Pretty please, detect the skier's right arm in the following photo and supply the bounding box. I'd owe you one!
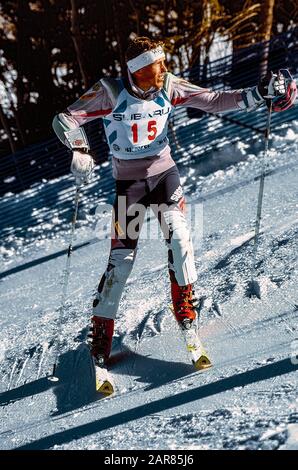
[52,80,113,185]
[52,80,113,151]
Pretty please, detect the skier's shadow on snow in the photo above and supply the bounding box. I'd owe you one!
[51,341,194,416]
[0,346,98,412]
[51,344,105,416]
[0,377,53,407]
[110,347,195,392]
[0,339,189,415]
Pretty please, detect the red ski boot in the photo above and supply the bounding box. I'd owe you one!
[171,281,198,330]
[88,316,114,366]
[88,316,115,394]
[170,278,212,370]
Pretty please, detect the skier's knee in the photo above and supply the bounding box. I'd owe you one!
[108,248,136,280]
[163,209,197,285]
[164,209,191,250]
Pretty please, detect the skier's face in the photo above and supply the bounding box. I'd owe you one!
[134,58,167,90]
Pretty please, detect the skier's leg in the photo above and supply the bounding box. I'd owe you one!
[162,205,199,328]
[149,167,211,370]
[150,166,198,329]
[92,247,137,320]
[162,205,197,286]
[90,247,137,364]
[90,179,148,364]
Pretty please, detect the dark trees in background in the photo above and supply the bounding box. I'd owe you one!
[259,0,275,76]
[70,0,91,89]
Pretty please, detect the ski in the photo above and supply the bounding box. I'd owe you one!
[169,305,212,370]
[93,358,114,395]
[181,326,212,370]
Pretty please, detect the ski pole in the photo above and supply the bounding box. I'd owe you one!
[48,186,81,381]
[247,100,273,298]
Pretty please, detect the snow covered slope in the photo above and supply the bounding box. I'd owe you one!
[0,119,297,450]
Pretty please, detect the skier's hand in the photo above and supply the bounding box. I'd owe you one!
[70,149,95,186]
[258,71,287,99]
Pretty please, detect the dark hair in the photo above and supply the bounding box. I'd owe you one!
[125,36,164,62]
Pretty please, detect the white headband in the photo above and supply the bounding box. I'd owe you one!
[127,46,165,73]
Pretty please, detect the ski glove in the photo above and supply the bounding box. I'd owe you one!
[258,69,297,112]
[241,69,297,112]
[258,71,287,99]
[71,149,95,186]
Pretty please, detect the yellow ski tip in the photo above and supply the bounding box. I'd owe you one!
[194,355,212,370]
[96,380,114,395]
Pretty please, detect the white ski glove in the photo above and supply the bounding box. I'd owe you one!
[70,150,95,186]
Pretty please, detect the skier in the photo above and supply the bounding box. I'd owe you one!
[52,37,296,390]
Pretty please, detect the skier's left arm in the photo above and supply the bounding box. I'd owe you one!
[168,73,287,113]
[170,70,297,113]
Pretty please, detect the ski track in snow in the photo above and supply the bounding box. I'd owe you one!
[0,119,298,450]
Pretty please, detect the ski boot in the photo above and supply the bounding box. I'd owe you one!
[171,281,212,370]
[88,315,114,394]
